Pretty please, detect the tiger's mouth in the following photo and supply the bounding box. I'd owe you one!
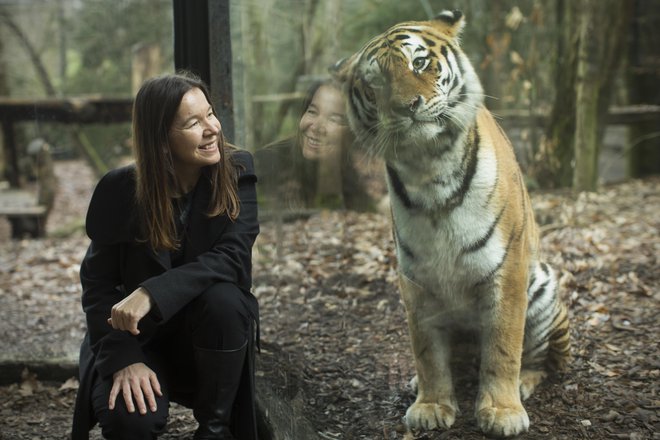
[383,110,448,134]
[371,116,447,146]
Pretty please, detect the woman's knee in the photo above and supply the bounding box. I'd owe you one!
[95,396,168,439]
[100,411,167,439]
[187,283,251,348]
[191,283,249,325]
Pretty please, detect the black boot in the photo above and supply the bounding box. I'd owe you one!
[193,341,247,439]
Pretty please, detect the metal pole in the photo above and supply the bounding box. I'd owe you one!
[173,0,235,143]
[208,0,235,143]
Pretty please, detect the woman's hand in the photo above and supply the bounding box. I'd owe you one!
[109,362,162,414]
[107,287,153,335]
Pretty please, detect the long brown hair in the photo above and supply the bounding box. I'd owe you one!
[132,71,239,250]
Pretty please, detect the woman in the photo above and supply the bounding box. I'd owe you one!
[71,72,259,440]
[298,79,350,162]
[256,79,373,211]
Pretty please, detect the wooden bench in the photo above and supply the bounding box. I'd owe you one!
[0,187,48,238]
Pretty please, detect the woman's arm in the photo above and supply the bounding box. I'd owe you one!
[81,166,147,379]
[141,151,259,322]
[83,249,162,415]
[81,241,148,378]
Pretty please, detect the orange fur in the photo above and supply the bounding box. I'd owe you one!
[333,11,570,438]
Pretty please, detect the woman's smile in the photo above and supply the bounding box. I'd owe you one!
[299,84,349,160]
[304,135,323,149]
[198,140,219,152]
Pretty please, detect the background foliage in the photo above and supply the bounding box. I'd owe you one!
[1,0,658,186]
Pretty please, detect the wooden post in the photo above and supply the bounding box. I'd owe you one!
[573,0,632,191]
[1,120,20,187]
[573,0,600,191]
[132,43,162,95]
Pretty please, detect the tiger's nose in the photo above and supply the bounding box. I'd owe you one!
[409,95,423,112]
[392,95,423,116]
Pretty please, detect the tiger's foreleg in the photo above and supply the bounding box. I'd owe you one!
[475,271,530,437]
[399,273,458,431]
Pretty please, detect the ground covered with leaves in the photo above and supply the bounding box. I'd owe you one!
[0,160,658,439]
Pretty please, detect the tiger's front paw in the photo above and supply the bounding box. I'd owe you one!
[405,401,457,431]
[476,404,529,438]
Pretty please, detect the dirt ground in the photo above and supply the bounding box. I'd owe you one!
[0,160,658,439]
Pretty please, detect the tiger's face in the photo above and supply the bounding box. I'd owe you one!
[333,11,483,154]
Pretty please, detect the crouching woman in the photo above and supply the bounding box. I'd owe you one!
[71,71,259,440]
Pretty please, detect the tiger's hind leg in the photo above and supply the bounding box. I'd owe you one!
[519,369,547,400]
[521,262,571,399]
[399,273,459,431]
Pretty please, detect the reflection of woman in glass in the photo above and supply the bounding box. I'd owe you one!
[71,72,259,440]
[299,80,348,161]
[256,79,373,212]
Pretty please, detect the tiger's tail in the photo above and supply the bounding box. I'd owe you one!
[523,262,571,372]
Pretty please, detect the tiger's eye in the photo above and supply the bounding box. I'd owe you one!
[412,57,427,70]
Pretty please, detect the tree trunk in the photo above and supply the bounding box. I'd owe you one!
[534,0,579,188]
[626,0,660,178]
[573,0,632,191]
[536,0,631,190]
[1,7,111,177]
[480,0,508,112]
[0,10,56,96]
[573,0,601,191]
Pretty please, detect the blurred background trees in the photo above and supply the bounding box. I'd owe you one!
[0,0,172,177]
[1,0,659,193]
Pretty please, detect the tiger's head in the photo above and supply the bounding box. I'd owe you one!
[332,10,483,157]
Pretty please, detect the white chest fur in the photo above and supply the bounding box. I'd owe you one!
[389,139,504,302]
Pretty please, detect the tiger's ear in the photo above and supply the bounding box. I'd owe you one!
[329,52,360,84]
[432,9,465,38]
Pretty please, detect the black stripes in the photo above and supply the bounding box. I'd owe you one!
[529,280,550,305]
[442,129,480,212]
[461,205,505,254]
[540,262,550,276]
[526,307,562,351]
[387,166,415,209]
[484,173,499,207]
[366,42,387,60]
[393,224,416,261]
[350,83,378,133]
[528,272,536,289]
[549,321,569,341]
[441,45,449,58]
[397,237,416,261]
[523,260,570,371]
[474,227,515,287]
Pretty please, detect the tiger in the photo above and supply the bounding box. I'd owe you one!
[331,10,570,438]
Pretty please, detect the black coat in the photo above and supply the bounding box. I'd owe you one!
[71,150,259,440]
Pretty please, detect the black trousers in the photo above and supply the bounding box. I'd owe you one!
[90,282,252,440]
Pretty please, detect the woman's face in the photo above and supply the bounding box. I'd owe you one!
[299,84,349,160]
[168,87,221,184]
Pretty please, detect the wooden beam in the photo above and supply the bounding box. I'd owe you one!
[0,96,132,123]
[494,105,660,128]
[251,92,305,104]
[0,96,657,128]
